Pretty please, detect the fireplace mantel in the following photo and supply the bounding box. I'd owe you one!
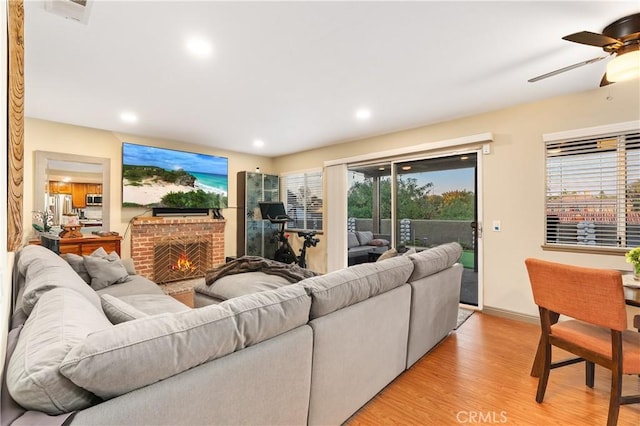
[131,216,225,281]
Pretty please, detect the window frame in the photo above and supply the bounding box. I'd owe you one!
[281,169,323,232]
[542,121,640,255]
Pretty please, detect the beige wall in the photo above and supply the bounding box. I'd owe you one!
[273,79,640,320]
[20,78,640,322]
[23,118,275,259]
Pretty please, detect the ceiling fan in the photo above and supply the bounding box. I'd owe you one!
[528,12,640,86]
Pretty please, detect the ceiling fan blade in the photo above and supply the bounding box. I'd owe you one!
[600,74,613,87]
[562,31,620,48]
[527,55,609,83]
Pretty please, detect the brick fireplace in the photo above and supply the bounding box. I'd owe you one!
[131,217,225,283]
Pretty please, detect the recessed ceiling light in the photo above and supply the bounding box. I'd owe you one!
[460,156,469,161]
[120,112,138,123]
[355,108,371,120]
[186,37,212,57]
[401,166,412,171]
[253,139,265,148]
[62,177,71,182]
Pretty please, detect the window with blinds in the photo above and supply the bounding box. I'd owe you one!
[283,170,323,231]
[545,130,640,249]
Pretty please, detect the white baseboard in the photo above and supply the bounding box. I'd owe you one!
[481,306,539,325]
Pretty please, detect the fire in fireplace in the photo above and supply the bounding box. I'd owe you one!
[170,251,197,273]
[153,235,213,284]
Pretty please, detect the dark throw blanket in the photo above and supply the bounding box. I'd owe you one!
[205,256,318,286]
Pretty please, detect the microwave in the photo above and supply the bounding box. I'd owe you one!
[86,194,102,206]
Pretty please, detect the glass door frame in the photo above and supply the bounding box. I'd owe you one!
[387,148,484,310]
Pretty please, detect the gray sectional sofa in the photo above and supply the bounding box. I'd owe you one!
[1,242,463,426]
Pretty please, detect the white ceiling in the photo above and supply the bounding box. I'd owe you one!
[24,1,640,157]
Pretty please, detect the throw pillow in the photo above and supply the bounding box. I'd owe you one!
[376,248,397,262]
[367,238,389,247]
[83,249,130,291]
[121,257,137,275]
[61,253,91,284]
[355,231,374,246]
[100,294,149,324]
[402,247,417,256]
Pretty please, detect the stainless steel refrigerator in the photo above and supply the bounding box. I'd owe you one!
[46,194,73,226]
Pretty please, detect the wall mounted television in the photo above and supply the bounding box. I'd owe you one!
[122,142,228,213]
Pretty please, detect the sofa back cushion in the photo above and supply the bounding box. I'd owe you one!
[59,284,311,399]
[407,242,463,282]
[17,245,102,316]
[347,232,360,249]
[300,255,413,319]
[6,288,112,415]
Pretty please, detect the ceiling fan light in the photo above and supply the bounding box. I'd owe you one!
[606,49,640,82]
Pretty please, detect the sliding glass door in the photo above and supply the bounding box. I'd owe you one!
[346,153,480,306]
[393,154,478,306]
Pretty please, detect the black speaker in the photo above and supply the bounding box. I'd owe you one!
[40,234,61,254]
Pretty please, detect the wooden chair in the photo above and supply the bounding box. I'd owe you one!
[525,258,640,426]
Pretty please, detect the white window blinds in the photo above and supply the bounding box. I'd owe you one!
[283,170,323,231]
[545,129,640,248]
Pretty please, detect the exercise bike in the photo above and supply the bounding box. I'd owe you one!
[259,201,320,268]
[272,222,319,269]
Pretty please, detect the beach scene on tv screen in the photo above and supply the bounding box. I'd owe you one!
[122,143,228,208]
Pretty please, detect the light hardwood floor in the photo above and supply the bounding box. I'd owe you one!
[348,312,640,425]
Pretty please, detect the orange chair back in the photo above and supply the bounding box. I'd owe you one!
[525,258,627,331]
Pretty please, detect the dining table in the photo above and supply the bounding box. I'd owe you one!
[622,274,640,307]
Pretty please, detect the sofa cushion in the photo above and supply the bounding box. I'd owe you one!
[17,245,102,316]
[117,294,191,315]
[6,288,111,415]
[83,249,130,291]
[100,294,149,324]
[355,231,374,246]
[60,284,311,399]
[407,242,463,282]
[347,232,360,249]
[1,325,26,426]
[299,255,414,319]
[96,274,165,298]
[195,271,291,301]
[61,253,91,284]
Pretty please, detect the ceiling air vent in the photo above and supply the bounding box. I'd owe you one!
[44,0,93,24]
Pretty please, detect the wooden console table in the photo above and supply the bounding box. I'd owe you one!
[29,235,122,256]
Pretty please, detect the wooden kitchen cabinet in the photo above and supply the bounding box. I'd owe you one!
[86,183,102,194]
[72,183,87,208]
[48,181,72,194]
